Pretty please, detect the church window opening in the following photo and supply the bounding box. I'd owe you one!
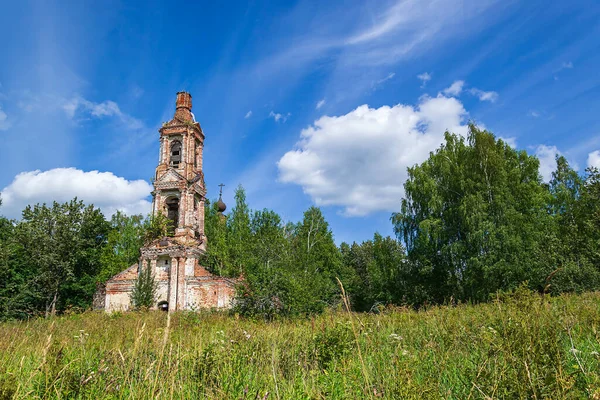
[170,140,182,168]
[165,197,179,235]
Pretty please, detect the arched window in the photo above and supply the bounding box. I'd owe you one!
[170,140,182,168]
[165,197,179,235]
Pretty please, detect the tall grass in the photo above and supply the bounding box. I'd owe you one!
[1,289,600,399]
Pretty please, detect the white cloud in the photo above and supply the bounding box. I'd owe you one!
[417,72,431,88]
[442,80,465,97]
[62,96,143,130]
[245,110,253,119]
[561,61,574,70]
[0,168,152,219]
[528,110,540,118]
[469,88,499,103]
[535,145,560,183]
[499,136,517,148]
[588,150,600,169]
[0,107,9,131]
[278,95,469,216]
[269,111,291,123]
[316,99,326,110]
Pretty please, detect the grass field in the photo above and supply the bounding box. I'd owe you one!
[1,289,599,399]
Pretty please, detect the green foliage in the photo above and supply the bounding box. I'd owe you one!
[130,262,158,309]
[543,158,600,294]
[236,206,345,317]
[288,207,344,314]
[341,233,410,311]
[234,209,293,318]
[0,214,29,320]
[12,199,110,317]
[98,212,145,282]
[3,123,600,319]
[227,185,252,276]
[1,291,600,398]
[202,199,232,276]
[143,211,173,244]
[393,126,555,303]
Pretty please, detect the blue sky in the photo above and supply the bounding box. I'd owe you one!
[0,0,599,244]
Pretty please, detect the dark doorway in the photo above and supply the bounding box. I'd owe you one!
[157,301,169,312]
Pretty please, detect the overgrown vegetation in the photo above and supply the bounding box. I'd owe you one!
[1,126,600,320]
[130,263,158,310]
[0,290,599,398]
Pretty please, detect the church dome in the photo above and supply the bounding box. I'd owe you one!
[216,196,227,213]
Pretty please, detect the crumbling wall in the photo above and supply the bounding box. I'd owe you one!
[92,283,106,310]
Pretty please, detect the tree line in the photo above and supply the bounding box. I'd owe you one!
[0,125,599,320]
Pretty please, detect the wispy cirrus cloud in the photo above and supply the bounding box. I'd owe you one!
[559,61,574,71]
[238,0,505,106]
[62,96,144,130]
[0,106,9,131]
[373,72,395,90]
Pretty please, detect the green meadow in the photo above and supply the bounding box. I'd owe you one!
[1,289,599,399]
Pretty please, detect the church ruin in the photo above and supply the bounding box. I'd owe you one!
[103,92,235,312]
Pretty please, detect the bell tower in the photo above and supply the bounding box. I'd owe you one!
[102,91,237,313]
[153,91,206,243]
[140,91,209,312]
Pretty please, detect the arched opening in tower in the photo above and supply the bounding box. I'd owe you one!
[170,140,182,168]
[165,197,179,235]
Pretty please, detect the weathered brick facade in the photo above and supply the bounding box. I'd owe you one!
[103,92,236,312]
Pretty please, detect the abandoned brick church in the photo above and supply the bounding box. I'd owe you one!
[100,92,236,312]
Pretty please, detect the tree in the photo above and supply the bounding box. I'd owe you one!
[227,185,252,276]
[98,212,145,282]
[393,125,552,304]
[341,234,409,311]
[15,199,110,316]
[290,206,344,313]
[202,199,232,276]
[234,209,292,318]
[0,199,32,320]
[541,157,600,293]
[130,262,158,309]
[578,167,600,263]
